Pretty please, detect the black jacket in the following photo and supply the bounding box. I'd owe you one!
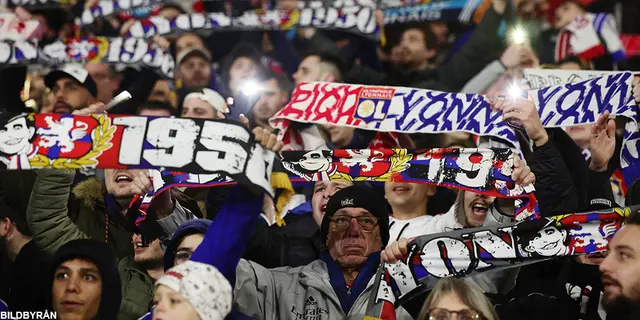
[244,213,325,268]
[7,240,49,312]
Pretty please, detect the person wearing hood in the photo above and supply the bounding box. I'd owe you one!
[27,169,202,319]
[48,239,121,320]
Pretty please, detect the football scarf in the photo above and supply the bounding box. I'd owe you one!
[364,206,640,320]
[0,13,42,41]
[121,7,378,40]
[0,37,175,79]
[270,72,639,182]
[0,113,274,195]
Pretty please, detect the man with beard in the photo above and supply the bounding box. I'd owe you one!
[26,169,201,318]
[44,64,100,114]
[599,210,640,319]
[251,71,291,130]
[175,47,213,91]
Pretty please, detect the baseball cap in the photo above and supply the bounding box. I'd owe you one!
[44,64,98,98]
[183,88,229,114]
[321,186,390,246]
[177,47,212,66]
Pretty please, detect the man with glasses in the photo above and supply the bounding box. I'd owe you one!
[222,186,413,319]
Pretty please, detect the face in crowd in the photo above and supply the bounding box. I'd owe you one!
[178,56,212,90]
[132,233,164,268]
[181,97,218,119]
[175,33,206,57]
[311,181,353,226]
[52,258,103,320]
[292,55,338,86]
[252,78,289,126]
[51,77,95,114]
[462,191,496,228]
[153,285,200,320]
[228,57,259,96]
[104,169,144,200]
[384,182,435,212]
[600,223,640,311]
[553,1,585,29]
[390,28,436,71]
[326,207,382,270]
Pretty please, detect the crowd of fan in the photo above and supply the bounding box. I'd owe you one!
[1,0,640,319]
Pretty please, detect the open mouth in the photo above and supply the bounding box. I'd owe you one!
[541,242,558,250]
[392,184,411,193]
[115,174,133,184]
[471,203,489,216]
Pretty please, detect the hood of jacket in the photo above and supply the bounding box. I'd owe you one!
[47,239,121,320]
[72,177,106,211]
[164,219,212,271]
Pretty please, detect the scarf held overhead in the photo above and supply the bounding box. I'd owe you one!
[121,7,378,39]
[365,206,640,320]
[0,37,175,78]
[0,113,274,195]
[270,73,639,172]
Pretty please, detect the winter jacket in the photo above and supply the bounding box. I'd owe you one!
[7,240,49,312]
[26,169,197,319]
[343,5,505,92]
[190,184,413,319]
[233,256,413,320]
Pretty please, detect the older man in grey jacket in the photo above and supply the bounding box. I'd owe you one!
[231,186,413,319]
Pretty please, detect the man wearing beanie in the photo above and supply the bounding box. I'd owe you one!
[193,185,413,319]
[48,239,121,320]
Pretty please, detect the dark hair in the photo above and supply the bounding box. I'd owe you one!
[265,71,293,95]
[402,22,440,52]
[136,100,177,116]
[0,113,37,157]
[303,51,345,80]
[0,205,31,237]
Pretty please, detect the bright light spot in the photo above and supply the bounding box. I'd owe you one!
[241,80,260,96]
[507,83,523,99]
[512,27,527,45]
[226,97,234,105]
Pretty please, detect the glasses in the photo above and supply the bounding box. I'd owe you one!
[329,215,379,232]
[427,308,483,320]
[174,249,193,263]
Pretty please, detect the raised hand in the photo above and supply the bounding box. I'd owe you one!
[589,111,616,172]
[239,114,283,153]
[381,237,408,264]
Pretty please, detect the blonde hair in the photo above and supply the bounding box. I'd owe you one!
[418,278,498,320]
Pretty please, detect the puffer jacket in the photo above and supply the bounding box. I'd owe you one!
[26,169,198,319]
[234,258,414,320]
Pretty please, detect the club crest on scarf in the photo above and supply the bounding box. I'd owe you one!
[0,113,113,170]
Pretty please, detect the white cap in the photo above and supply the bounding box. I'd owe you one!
[184,88,229,114]
[156,261,232,320]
